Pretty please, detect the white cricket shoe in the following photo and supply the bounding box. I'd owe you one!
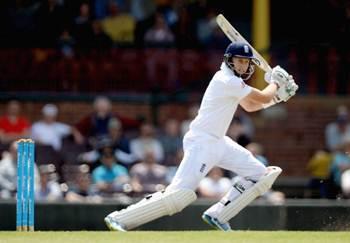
[202,213,232,231]
[104,215,127,232]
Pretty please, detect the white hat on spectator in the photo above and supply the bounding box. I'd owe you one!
[42,104,58,117]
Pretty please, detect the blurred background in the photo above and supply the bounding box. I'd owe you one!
[0,0,350,231]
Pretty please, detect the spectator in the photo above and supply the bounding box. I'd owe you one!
[0,100,31,145]
[198,167,231,199]
[101,1,136,45]
[65,170,101,203]
[35,164,63,201]
[0,141,40,199]
[159,119,182,166]
[31,104,84,151]
[305,149,333,198]
[325,105,350,152]
[75,96,139,148]
[130,150,168,195]
[130,122,164,163]
[92,145,130,196]
[144,13,175,47]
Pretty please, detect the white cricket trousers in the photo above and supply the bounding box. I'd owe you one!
[167,130,267,191]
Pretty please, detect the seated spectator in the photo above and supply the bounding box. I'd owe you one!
[31,104,84,151]
[325,105,350,152]
[159,119,182,166]
[330,136,350,197]
[91,145,130,196]
[75,96,139,148]
[130,122,164,163]
[144,13,175,47]
[0,141,40,199]
[0,100,31,145]
[65,170,101,203]
[35,164,63,201]
[101,1,136,45]
[130,150,168,195]
[305,149,333,198]
[198,167,231,199]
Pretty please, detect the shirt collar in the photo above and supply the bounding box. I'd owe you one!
[220,62,234,76]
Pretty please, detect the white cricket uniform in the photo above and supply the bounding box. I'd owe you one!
[168,63,267,191]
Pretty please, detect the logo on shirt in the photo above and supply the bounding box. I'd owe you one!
[199,163,206,173]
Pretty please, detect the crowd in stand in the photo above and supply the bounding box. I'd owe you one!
[0,0,229,49]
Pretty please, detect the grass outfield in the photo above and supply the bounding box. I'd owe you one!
[0,231,349,243]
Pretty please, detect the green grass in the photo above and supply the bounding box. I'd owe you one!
[0,231,349,243]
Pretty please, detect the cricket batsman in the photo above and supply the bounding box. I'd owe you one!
[104,42,298,231]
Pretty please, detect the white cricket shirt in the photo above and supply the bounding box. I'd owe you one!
[189,62,252,138]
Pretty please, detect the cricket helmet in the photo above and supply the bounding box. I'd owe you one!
[224,42,260,80]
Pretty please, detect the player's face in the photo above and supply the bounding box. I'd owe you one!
[232,57,250,75]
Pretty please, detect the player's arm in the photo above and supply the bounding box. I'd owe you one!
[239,84,278,112]
[240,66,299,112]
